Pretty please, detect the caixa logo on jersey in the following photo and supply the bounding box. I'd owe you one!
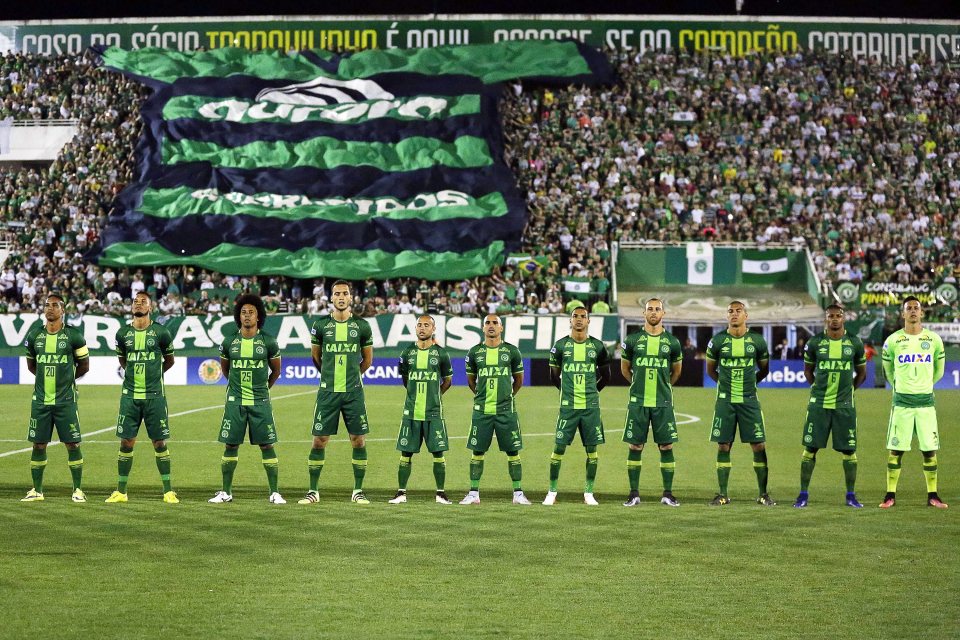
[897,353,932,364]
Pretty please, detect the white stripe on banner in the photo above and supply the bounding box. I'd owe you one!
[742,257,789,274]
[686,242,713,285]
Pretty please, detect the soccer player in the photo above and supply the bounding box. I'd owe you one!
[208,294,284,504]
[299,280,373,505]
[705,301,775,506]
[620,298,683,507]
[459,314,530,505]
[879,296,948,509]
[388,315,454,504]
[21,292,90,502]
[543,307,611,506]
[105,292,178,504]
[793,304,867,508]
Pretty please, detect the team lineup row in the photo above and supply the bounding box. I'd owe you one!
[19,284,949,510]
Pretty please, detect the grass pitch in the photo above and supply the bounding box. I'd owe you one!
[0,385,956,639]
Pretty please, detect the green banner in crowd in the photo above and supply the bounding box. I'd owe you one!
[0,313,620,358]
[3,16,957,62]
[834,281,958,308]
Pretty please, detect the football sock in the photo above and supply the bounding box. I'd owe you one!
[352,446,367,491]
[753,449,769,494]
[221,447,239,494]
[886,453,903,493]
[432,453,445,491]
[469,452,484,490]
[922,454,938,493]
[67,447,83,491]
[507,451,522,490]
[308,448,325,491]
[584,446,598,494]
[716,450,731,495]
[398,453,413,490]
[261,448,279,494]
[627,449,642,491]
[30,448,47,493]
[155,445,171,493]
[549,445,566,492]
[842,452,857,493]
[117,446,134,492]
[659,448,675,493]
[799,448,817,492]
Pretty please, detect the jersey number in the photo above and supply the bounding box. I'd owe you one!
[241,371,253,383]
[732,369,744,381]
[417,381,427,396]
[44,366,55,378]
[337,355,346,367]
[134,363,146,376]
[574,374,585,386]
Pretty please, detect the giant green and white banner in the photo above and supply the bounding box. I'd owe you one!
[0,16,957,62]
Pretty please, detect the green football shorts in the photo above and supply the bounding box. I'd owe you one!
[555,407,605,447]
[218,402,278,445]
[710,400,766,443]
[116,394,170,441]
[801,404,857,451]
[623,404,679,445]
[886,405,939,452]
[28,401,81,444]
[312,388,370,436]
[467,412,523,452]
[397,418,449,454]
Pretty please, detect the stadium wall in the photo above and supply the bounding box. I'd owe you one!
[1,15,957,63]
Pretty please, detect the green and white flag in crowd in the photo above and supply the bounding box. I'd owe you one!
[563,277,591,294]
[741,249,789,283]
[686,242,714,285]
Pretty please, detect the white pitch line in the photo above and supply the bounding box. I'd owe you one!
[0,414,703,446]
[0,390,317,458]
[0,401,701,454]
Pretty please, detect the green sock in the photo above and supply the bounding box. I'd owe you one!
[155,446,171,492]
[507,451,522,490]
[886,453,903,493]
[584,446,598,494]
[923,455,938,493]
[716,450,731,495]
[627,449,642,491]
[432,453,446,491]
[30,448,47,493]
[117,446,134,492]
[469,453,484,490]
[261,448,279,494]
[549,445,565,492]
[398,453,412,490]
[659,448,675,493]
[842,453,857,493]
[221,447,239,494]
[753,449,769,494]
[308,448,325,491]
[799,449,816,492]
[352,446,367,491]
[67,447,83,491]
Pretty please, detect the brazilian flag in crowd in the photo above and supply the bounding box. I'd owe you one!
[91,42,612,279]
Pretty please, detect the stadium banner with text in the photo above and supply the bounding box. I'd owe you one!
[90,42,612,279]
[0,313,619,358]
[834,281,959,308]
[2,16,958,62]
[185,356,531,386]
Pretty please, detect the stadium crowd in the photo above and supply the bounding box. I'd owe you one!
[0,48,958,322]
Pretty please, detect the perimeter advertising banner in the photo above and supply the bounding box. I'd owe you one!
[1,16,957,62]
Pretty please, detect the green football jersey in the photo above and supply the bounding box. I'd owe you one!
[881,328,945,407]
[804,331,866,409]
[24,324,88,405]
[115,323,175,399]
[219,330,280,406]
[705,330,769,404]
[620,329,682,408]
[549,336,609,410]
[311,316,373,393]
[465,341,524,415]
[398,342,453,420]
